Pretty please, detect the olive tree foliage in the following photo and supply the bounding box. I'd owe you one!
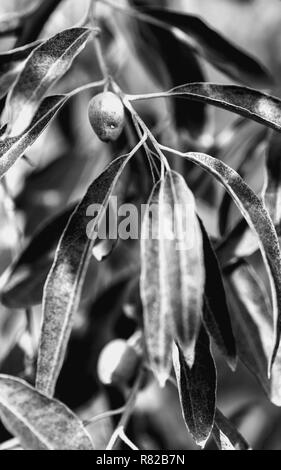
[0,0,280,451]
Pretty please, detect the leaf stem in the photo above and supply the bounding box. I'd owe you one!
[119,91,170,179]
[87,0,110,87]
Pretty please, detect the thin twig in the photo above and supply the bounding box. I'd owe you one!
[84,406,125,427]
[119,428,139,451]
[106,368,145,450]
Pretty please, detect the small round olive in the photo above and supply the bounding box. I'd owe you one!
[88,91,125,143]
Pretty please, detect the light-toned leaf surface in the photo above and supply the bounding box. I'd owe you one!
[225,261,281,407]
[130,83,281,132]
[0,375,94,450]
[213,409,251,450]
[199,219,237,370]
[140,171,205,386]
[6,27,92,136]
[0,41,41,99]
[173,329,216,448]
[225,262,272,397]
[0,94,68,180]
[216,220,259,269]
[36,153,136,397]
[141,7,272,87]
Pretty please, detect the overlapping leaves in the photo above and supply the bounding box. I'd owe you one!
[140,170,205,386]
[5,27,92,136]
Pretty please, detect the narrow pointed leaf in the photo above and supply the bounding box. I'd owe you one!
[199,219,237,370]
[0,94,68,180]
[216,219,259,269]
[36,154,133,397]
[213,410,251,451]
[6,27,92,136]
[225,261,281,407]
[140,171,205,385]
[130,83,281,132]
[140,8,272,87]
[0,41,42,100]
[172,329,216,448]
[264,131,281,235]
[0,375,94,450]
[182,151,281,366]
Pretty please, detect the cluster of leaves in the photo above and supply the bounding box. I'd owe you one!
[0,0,281,450]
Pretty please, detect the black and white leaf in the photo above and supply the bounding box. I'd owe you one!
[0,375,94,450]
[141,171,205,386]
[173,328,216,448]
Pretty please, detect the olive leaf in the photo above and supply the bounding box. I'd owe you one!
[0,375,94,450]
[213,410,251,451]
[219,125,268,236]
[0,41,42,100]
[263,131,281,236]
[0,77,104,180]
[130,83,281,132]
[199,219,237,370]
[140,171,205,386]
[0,203,77,309]
[140,7,272,87]
[0,94,68,180]
[36,145,143,397]
[178,151,281,367]
[225,261,281,407]
[172,329,216,448]
[216,219,259,269]
[5,27,92,136]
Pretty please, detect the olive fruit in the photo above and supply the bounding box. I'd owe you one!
[97,332,143,386]
[88,91,125,143]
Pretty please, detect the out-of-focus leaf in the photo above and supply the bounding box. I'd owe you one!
[199,219,237,370]
[131,19,206,138]
[173,328,216,448]
[225,262,272,392]
[140,8,272,87]
[179,151,281,366]
[0,203,76,309]
[0,41,42,100]
[0,375,94,450]
[213,409,251,450]
[225,261,281,407]
[0,94,68,180]
[130,83,281,132]
[36,151,138,397]
[0,1,39,37]
[15,151,93,235]
[5,27,92,136]
[264,131,281,236]
[140,171,205,386]
[216,219,259,269]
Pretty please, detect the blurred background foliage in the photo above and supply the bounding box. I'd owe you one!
[1,0,281,450]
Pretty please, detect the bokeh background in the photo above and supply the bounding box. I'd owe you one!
[1,0,281,450]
